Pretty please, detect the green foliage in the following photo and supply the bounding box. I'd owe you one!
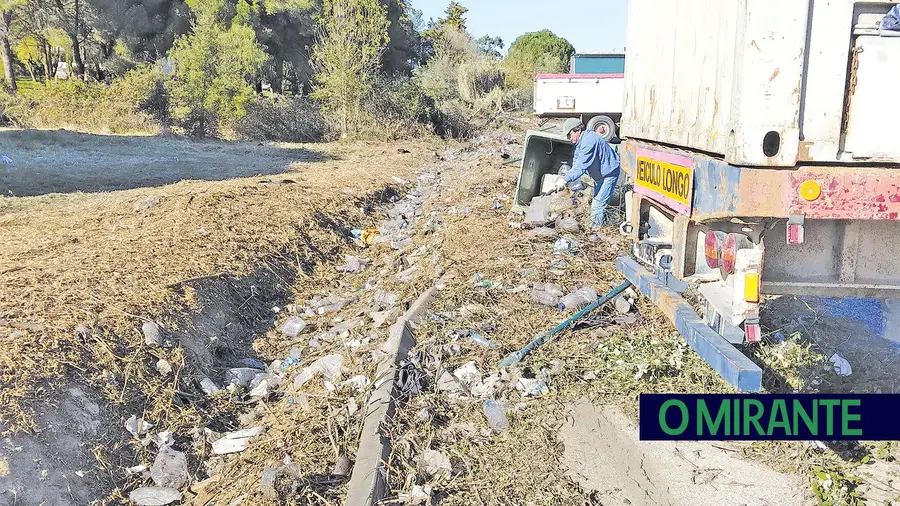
[811,465,864,506]
[167,0,268,137]
[503,29,575,89]
[475,35,503,58]
[311,0,389,137]
[1,64,166,133]
[421,1,467,47]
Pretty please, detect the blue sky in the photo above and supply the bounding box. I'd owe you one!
[409,0,629,54]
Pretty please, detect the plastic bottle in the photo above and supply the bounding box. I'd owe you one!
[482,399,509,430]
[558,287,599,311]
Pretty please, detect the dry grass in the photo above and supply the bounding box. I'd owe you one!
[0,131,441,432]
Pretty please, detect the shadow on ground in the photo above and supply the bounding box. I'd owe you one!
[0,129,328,196]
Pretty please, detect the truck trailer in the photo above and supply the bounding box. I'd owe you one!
[616,0,900,390]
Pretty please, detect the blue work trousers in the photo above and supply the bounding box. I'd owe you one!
[591,171,619,227]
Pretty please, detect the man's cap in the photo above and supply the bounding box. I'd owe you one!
[562,118,582,136]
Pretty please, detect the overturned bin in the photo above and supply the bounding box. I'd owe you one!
[513,130,575,211]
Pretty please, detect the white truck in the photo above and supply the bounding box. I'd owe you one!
[533,53,625,141]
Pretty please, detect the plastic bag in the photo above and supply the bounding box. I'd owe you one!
[883,5,900,31]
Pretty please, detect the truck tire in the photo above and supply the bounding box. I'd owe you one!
[586,115,616,141]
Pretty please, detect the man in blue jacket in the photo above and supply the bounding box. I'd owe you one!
[555,118,621,228]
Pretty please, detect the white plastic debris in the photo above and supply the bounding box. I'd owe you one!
[211,427,265,455]
[524,195,552,226]
[516,378,549,397]
[126,464,148,475]
[374,290,399,309]
[830,354,852,377]
[129,486,182,506]
[341,375,371,392]
[280,316,307,338]
[292,354,344,389]
[226,368,259,388]
[453,361,482,387]
[419,449,452,478]
[153,431,175,448]
[198,376,221,395]
[436,371,465,395]
[370,307,398,328]
[336,256,372,273]
[150,446,189,489]
[125,415,154,438]
[248,373,280,399]
[142,322,163,347]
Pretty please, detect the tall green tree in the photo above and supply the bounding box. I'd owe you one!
[0,0,25,90]
[503,29,574,89]
[167,0,268,137]
[422,1,466,45]
[311,0,389,136]
[475,35,502,58]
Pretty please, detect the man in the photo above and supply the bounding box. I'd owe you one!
[555,118,621,228]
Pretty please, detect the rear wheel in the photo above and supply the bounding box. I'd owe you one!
[586,115,616,141]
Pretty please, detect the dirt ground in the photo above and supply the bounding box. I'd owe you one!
[2,124,900,506]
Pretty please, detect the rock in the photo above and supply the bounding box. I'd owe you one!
[129,486,181,506]
[155,359,172,377]
[453,361,481,387]
[332,455,352,477]
[150,446,189,489]
[142,322,163,347]
[280,316,307,338]
[125,415,154,438]
[419,449,452,478]
[226,368,259,388]
[211,427,265,455]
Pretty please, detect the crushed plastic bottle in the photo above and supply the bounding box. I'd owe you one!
[558,287,599,311]
[532,282,564,307]
[482,399,509,430]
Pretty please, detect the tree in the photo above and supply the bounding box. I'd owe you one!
[475,35,502,58]
[167,0,268,137]
[0,0,25,90]
[48,0,89,78]
[421,1,466,45]
[503,29,574,89]
[311,0,389,136]
[86,0,191,63]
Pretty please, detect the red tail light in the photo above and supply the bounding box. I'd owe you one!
[721,233,751,275]
[704,232,725,269]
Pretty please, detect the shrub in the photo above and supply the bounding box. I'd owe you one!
[230,95,330,142]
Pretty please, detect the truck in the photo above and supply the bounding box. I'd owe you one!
[533,53,625,141]
[614,0,900,391]
[515,0,900,391]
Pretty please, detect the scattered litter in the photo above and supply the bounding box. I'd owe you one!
[337,255,372,273]
[419,449,452,478]
[226,368,259,388]
[771,332,786,344]
[374,290,399,309]
[395,265,419,282]
[436,371,466,395]
[341,375,370,392]
[614,296,632,314]
[126,464,148,475]
[559,287,598,311]
[150,446,189,489]
[400,484,434,505]
[125,415,154,438]
[453,361,482,387]
[351,228,380,245]
[293,354,344,389]
[259,468,279,499]
[392,238,415,250]
[532,282,564,307]
[453,329,499,349]
[548,259,569,275]
[518,268,536,277]
[475,280,515,291]
[482,399,510,430]
[248,375,278,399]
[371,307,399,328]
[211,427,265,455]
[280,316,307,337]
[829,354,852,377]
[524,195,552,226]
[198,376,221,395]
[142,322,163,347]
[155,359,172,377]
[327,317,366,337]
[613,314,639,325]
[129,486,182,506]
[553,237,580,255]
[516,378,549,397]
[241,358,266,370]
[527,227,558,240]
[556,215,580,232]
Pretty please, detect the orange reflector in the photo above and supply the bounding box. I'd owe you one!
[744,272,760,303]
[799,180,821,201]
